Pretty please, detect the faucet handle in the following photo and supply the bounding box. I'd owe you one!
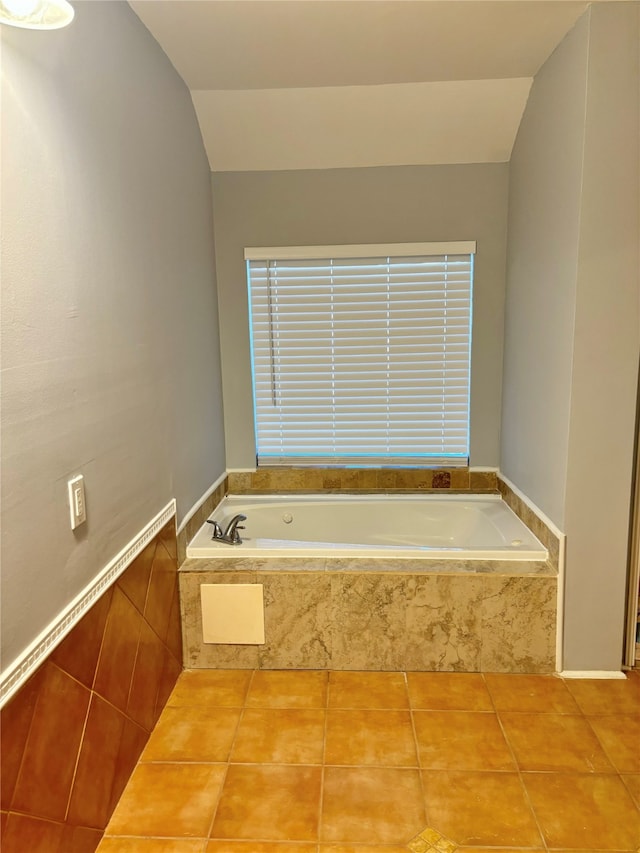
[206,519,223,539]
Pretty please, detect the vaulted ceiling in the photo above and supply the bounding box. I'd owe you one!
[129,1,596,171]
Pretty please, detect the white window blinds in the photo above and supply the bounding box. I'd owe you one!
[245,242,475,467]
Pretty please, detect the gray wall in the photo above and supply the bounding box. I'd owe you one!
[500,12,589,525]
[502,3,640,670]
[1,1,226,669]
[212,164,509,470]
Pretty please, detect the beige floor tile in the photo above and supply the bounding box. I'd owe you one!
[245,670,328,709]
[421,770,543,847]
[324,709,417,767]
[319,847,410,852]
[522,771,640,849]
[206,844,317,852]
[588,714,640,772]
[328,671,409,709]
[210,764,322,841]
[167,670,252,708]
[230,709,325,764]
[98,841,206,852]
[622,773,640,807]
[106,763,225,838]
[98,670,640,852]
[565,676,640,715]
[413,711,515,771]
[484,673,579,713]
[321,767,425,844]
[407,673,493,711]
[141,706,241,762]
[499,712,614,772]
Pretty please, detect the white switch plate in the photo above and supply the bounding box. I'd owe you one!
[67,475,86,529]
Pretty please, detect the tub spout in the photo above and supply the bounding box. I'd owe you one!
[223,514,247,544]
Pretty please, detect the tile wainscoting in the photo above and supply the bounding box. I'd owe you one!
[0,520,182,853]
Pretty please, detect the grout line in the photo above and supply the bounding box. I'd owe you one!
[203,672,254,841]
[490,687,550,852]
[405,670,431,831]
[62,677,94,824]
[317,671,330,844]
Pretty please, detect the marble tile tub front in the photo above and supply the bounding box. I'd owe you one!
[179,560,557,673]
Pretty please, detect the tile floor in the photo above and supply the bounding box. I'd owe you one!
[98,669,640,853]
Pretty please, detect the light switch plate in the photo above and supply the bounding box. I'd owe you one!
[67,475,86,529]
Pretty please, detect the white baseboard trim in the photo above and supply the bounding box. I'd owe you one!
[560,670,627,679]
[0,500,176,709]
[177,471,227,534]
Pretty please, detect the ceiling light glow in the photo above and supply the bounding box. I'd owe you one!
[0,0,74,30]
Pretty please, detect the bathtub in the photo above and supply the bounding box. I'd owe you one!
[186,493,547,561]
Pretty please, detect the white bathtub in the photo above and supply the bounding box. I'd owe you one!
[186,494,548,561]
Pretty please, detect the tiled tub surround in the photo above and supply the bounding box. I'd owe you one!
[177,476,228,567]
[0,520,182,853]
[180,558,557,673]
[179,469,500,565]
[227,467,498,495]
[498,474,562,572]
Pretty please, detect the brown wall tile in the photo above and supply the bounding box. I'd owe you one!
[51,587,113,690]
[0,666,45,810]
[153,647,183,720]
[12,663,91,822]
[158,519,178,562]
[60,824,104,853]
[165,587,183,663]
[0,520,181,853]
[108,716,148,817]
[117,541,156,614]
[2,812,65,853]
[143,542,179,644]
[94,587,144,714]
[126,621,167,731]
[67,695,126,829]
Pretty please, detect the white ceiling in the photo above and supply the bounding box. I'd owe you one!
[129,0,593,171]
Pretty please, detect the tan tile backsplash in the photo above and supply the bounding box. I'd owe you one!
[226,467,497,495]
[497,475,561,571]
[177,478,229,566]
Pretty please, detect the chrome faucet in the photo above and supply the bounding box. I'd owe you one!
[206,514,247,545]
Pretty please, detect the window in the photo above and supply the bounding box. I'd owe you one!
[245,241,475,467]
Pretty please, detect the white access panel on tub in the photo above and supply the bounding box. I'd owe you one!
[200,584,265,644]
